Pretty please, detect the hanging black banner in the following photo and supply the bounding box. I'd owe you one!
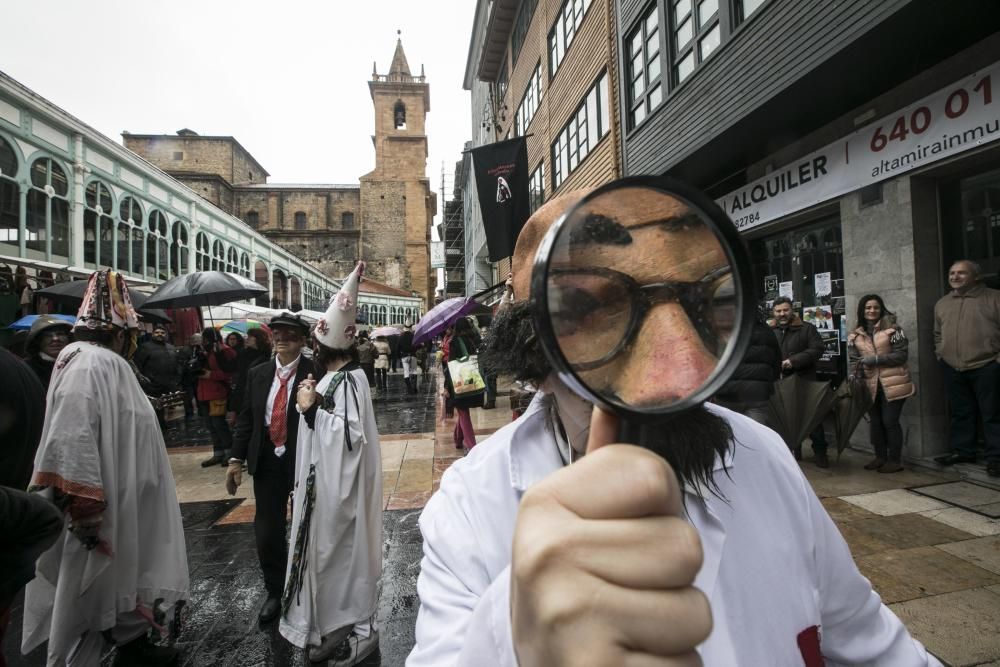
[471,137,530,262]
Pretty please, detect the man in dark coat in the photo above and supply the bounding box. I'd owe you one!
[226,313,317,624]
[134,324,181,395]
[399,322,418,394]
[714,317,781,425]
[770,296,830,466]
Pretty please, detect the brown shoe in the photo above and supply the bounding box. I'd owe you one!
[864,458,886,470]
[878,461,904,473]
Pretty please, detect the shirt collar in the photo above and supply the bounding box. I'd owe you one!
[275,354,301,374]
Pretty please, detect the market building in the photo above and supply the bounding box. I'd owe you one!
[614,0,1000,463]
[462,0,624,298]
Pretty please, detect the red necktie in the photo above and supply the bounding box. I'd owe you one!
[269,368,293,447]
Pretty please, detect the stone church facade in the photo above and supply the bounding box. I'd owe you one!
[123,38,436,306]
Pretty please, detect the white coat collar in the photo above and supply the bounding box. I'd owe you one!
[506,393,738,498]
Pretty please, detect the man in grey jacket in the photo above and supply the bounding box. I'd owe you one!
[933,259,1000,477]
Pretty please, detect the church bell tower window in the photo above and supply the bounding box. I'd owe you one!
[394,100,406,130]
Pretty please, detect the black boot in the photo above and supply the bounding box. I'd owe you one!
[115,634,179,666]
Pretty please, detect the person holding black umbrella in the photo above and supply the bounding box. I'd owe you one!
[848,294,915,473]
[197,328,238,467]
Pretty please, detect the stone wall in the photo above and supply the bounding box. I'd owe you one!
[840,175,947,459]
[359,179,408,287]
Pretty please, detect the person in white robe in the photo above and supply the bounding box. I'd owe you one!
[280,261,383,666]
[20,270,189,667]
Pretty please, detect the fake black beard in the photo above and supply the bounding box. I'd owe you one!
[485,301,734,499]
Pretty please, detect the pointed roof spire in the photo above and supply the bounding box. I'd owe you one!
[389,30,411,77]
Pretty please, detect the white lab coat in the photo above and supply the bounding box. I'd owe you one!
[407,394,942,666]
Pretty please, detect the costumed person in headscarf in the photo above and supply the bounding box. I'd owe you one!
[20,269,189,667]
[281,261,382,666]
[23,315,73,392]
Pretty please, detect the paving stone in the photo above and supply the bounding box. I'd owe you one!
[912,481,1000,509]
[821,496,880,522]
[890,588,1000,666]
[844,513,975,551]
[841,488,951,516]
[856,546,1000,603]
[977,501,1000,519]
[382,470,400,495]
[920,507,1000,537]
[395,459,432,493]
[938,536,1000,575]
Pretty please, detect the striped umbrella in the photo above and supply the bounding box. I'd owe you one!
[412,297,479,346]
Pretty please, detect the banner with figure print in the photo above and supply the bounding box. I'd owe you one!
[471,137,530,262]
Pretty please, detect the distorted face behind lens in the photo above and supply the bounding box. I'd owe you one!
[545,186,736,409]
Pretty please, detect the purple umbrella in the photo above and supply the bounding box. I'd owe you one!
[412,297,479,346]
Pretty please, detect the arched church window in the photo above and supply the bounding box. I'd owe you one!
[27,157,70,259]
[84,181,113,267]
[394,100,406,129]
[295,211,307,230]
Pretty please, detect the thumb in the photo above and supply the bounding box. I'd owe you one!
[586,405,619,455]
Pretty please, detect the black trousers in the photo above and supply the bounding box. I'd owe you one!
[945,362,1000,463]
[198,400,232,457]
[869,385,906,462]
[252,443,296,597]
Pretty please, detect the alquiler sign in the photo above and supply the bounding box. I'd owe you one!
[718,61,1000,232]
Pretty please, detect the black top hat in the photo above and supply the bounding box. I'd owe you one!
[269,312,310,333]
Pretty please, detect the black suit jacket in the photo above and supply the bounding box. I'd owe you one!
[231,356,318,475]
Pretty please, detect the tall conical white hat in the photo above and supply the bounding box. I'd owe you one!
[315,261,364,349]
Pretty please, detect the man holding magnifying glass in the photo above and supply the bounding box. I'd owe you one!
[406,186,940,666]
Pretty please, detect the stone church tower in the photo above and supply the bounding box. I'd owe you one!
[361,37,436,307]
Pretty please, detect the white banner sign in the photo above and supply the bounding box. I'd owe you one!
[430,241,446,268]
[718,61,1000,232]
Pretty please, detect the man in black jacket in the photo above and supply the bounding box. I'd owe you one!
[225,312,317,623]
[134,324,182,428]
[399,322,418,393]
[714,317,781,425]
[770,296,830,467]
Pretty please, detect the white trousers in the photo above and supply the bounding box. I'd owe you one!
[401,356,416,378]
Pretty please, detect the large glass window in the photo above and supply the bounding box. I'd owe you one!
[26,158,69,259]
[749,215,845,381]
[170,221,188,278]
[84,181,114,267]
[515,63,543,137]
[196,232,210,271]
[511,0,538,65]
[240,252,251,278]
[118,196,144,275]
[671,0,720,85]
[529,161,545,213]
[940,167,1000,285]
[147,210,169,280]
[0,136,19,248]
[212,239,225,271]
[627,6,663,128]
[736,0,768,24]
[548,0,594,76]
[551,72,610,189]
[227,246,239,273]
[496,61,508,104]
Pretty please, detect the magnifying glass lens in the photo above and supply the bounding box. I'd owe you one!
[541,184,745,414]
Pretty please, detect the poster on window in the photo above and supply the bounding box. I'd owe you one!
[804,305,834,330]
[820,330,841,359]
[815,272,832,297]
[779,281,794,300]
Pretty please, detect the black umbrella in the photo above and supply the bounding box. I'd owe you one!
[143,271,267,310]
[831,365,874,457]
[768,374,837,452]
[36,280,171,323]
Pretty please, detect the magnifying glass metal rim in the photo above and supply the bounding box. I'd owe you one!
[530,174,755,423]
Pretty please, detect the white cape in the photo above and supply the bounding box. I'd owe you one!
[280,366,383,648]
[21,342,189,664]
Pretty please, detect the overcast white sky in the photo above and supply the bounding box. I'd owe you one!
[0,0,475,230]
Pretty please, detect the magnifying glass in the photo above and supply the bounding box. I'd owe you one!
[531,176,754,439]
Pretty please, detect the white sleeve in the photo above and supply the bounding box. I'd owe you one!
[407,471,518,667]
[809,487,943,666]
